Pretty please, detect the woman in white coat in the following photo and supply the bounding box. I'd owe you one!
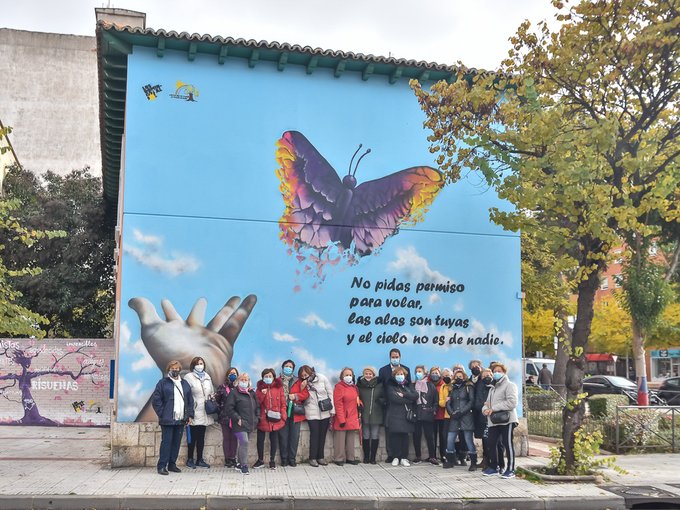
[300,365,334,466]
[183,356,215,468]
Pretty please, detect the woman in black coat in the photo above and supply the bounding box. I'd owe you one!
[224,372,260,474]
[444,368,477,470]
[151,360,195,475]
[412,365,439,465]
[385,366,418,467]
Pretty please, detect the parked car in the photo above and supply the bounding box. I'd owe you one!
[583,375,667,405]
[657,377,680,405]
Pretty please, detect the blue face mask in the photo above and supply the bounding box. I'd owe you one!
[238,381,249,389]
[493,372,504,381]
[228,373,237,382]
[395,374,405,384]
[390,358,400,366]
[282,366,293,376]
[263,377,274,385]
[415,372,424,380]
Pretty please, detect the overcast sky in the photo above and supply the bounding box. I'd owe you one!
[2,0,558,69]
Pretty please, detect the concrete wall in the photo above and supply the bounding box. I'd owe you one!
[110,419,529,467]
[0,338,113,426]
[0,29,101,177]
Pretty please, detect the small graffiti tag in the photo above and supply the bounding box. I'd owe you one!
[142,84,163,100]
[170,81,199,102]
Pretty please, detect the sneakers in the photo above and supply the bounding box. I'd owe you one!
[482,467,498,476]
[400,459,410,467]
[428,457,440,466]
[412,457,422,464]
[253,459,265,469]
[197,459,210,468]
[186,459,196,469]
[391,458,399,467]
[234,463,242,472]
[501,469,516,479]
[269,461,276,469]
[308,459,319,467]
[240,465,250,475]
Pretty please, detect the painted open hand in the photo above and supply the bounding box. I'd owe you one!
[128,295,257,422]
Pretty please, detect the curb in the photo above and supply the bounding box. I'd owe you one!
[0,494,627,510]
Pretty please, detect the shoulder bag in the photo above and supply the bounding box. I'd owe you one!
[489,410,510,424]
[310,382,333,412]
[200,378,218,416]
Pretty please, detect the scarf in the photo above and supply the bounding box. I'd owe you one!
[170,376,185,421]
[237,385,250,394]
[415,379,429,404]
[193,368,206,380]
[281,374,293,400]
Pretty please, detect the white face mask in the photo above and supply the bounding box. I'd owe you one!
[195,364,205,373]
[343,375,353,385]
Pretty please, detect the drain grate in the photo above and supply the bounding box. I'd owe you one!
[602,485,680,509]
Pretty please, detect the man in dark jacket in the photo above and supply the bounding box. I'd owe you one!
[538,364,553,390]
[152,360,195,475]
[378,348,411,462]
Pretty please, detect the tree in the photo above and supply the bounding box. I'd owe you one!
[589,297,632,355]
[0,341,104,424]
[412,0,679,472]
[1,167,115,338]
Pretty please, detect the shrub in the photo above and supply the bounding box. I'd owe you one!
[588,395,629,419]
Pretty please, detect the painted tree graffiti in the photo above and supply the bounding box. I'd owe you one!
[0,341,103,425]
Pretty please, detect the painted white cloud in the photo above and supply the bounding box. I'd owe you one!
[300,313,335,330]
[291,346,342,383]
[428,294,442,304]
[453,299,464,313]
[272,331,300,343]
[119,321,156,372]
[248,353,282,379]
[124,228,199,277]
[387,246,453,284]
[116,377,148,420]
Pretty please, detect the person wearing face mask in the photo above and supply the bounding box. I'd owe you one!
[468,360,486,464]
[300,365,335,466]
[378,348,411,462]
[356,366,384,464]
[280,361,309,467]
[152,360,195,475]
[475,367,502,470]
[482,363,519,478]
[225,373,259,475]
[444,368,477,470]
[183,356,215,469]
[436,367,453,463]
[411,365,439,465]
[385,366,418,467]
[215,367,239,467]
[278,359,303,467]
[429,367,447,463]
[332,367,362,465]
[254,368,287,469]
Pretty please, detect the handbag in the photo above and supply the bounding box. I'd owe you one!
[405,404,417,423]
[318,398,333,412]
[200,377,218,416]
[293,402,306,415]
[266,409,282,422]
[490,410,510,424]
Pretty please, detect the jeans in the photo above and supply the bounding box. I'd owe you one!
[447,429,476,455]
[279,419,301,464]
[362,423,380,440]
[413,421,436,459]
[234,431,250,467]
[488,423,515,471]
[307,418,330,460]
[256,430,279,462]
[158,424,184,469]
[221,422,237,461]
[187,425,206,461]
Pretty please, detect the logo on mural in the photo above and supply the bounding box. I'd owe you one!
[142,83,163,101]
[276,131,444,285]
[170,81,199,102]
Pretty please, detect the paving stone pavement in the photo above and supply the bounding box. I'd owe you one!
[0,426,678,509]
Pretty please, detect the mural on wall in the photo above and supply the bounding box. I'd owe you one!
[117,47,522,422]
[276,130,443,283]
[0,338,112,426]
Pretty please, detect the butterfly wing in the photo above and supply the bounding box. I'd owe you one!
[349,167,444,256]
[275,131,346,249]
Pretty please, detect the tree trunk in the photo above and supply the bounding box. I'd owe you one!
[18,373,55,425]
[631,319,649,405]
[562,267,599,473]
[552,308,571,399]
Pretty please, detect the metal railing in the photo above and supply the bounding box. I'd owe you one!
[614,405,679,453]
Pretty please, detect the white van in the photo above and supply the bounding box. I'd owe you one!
[524,357,555,381]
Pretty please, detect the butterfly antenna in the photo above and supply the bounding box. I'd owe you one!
[353,148,371,176]
[348,144,363,175]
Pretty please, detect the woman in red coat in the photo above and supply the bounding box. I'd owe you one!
[254,368,287,469]
[332,367,362,465]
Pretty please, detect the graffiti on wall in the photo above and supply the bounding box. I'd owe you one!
[0,338,112,426]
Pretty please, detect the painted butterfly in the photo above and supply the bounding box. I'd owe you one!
[275,131,444,258]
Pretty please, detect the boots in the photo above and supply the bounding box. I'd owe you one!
[362,439,370,464]
[369,439,379,464]
[458,452,467,466]
[468,454,478,472]
[443,453,455,469]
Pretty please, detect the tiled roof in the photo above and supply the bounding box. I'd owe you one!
[96,21,470,205]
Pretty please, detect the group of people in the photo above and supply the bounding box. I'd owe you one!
[151,348,519,479]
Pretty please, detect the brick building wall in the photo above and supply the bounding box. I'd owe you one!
[0,338,114,426]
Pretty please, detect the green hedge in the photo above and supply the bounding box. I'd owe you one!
[588,395,629,419]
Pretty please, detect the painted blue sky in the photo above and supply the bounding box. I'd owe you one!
[117,47,522,420]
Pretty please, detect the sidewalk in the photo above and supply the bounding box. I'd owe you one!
[0,427,678,509]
